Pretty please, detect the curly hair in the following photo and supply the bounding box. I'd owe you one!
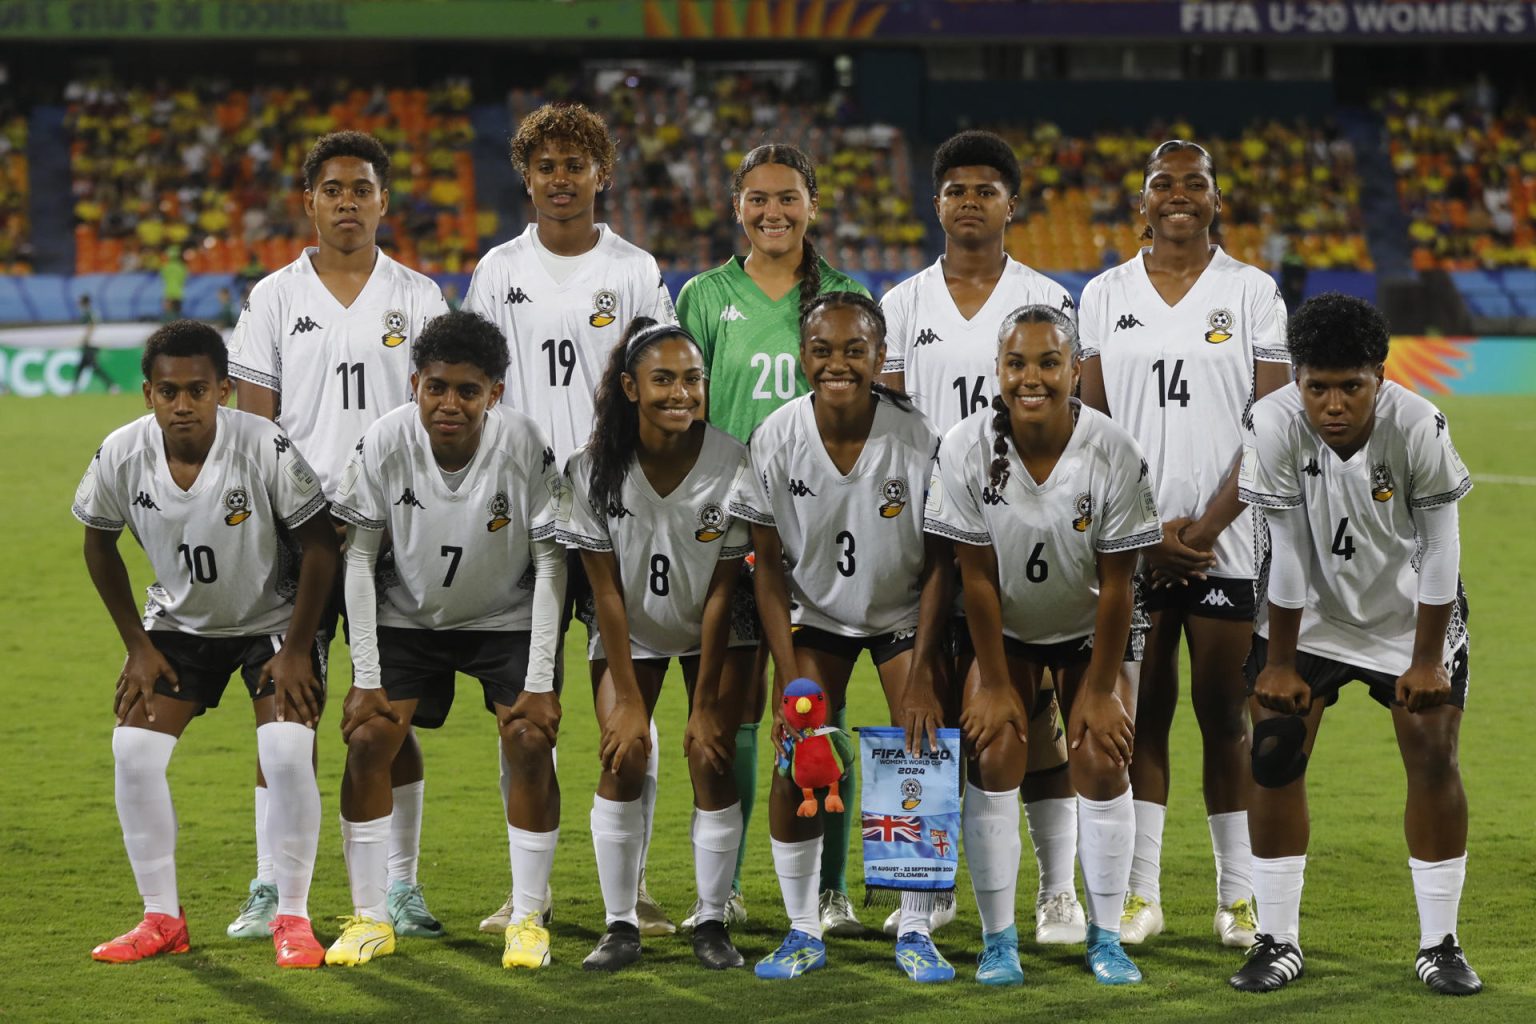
[411,310,510,381]
[142,319,227,381]
[510,103,617,182]
[933,130,1021,198]
[302,130,391,190]
[1287,292,1390,371]
[732,144,824,324]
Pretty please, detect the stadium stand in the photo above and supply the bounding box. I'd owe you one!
[0,100,29,273]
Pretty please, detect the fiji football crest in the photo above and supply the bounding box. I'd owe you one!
[1072,491,1094,532]
[879,478,909,518]
[1371,462,1395,502]
[589,289,618,328]
[695,502,727,542]
[900,777,923,811]
[382,309,408,348]
[223,487,251,526]
[1204,308,1234,344]
[487,491,511,532]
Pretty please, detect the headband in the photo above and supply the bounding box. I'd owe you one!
[624,322,698,365]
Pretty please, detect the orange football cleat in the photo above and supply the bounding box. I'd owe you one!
[91,910,190,963]
[272,914,325,969]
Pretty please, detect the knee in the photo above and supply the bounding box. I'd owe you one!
[346,721,403,772]
[1192,685,1249,742]
[1403,735,1461,791]
[1069,746,1126,797]
[974,734,1027,791]
[500,718,553,767]
[609,745,647,789]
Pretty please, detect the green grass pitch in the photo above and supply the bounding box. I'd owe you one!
[2,392,1532,1023]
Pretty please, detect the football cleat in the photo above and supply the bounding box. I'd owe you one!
[91,910,190,963]
[1214,898,1259,948]
[680,888,747,932]
[1119,893,1164,944]
[582,921,643,972]
[692,920,745,970]
[975,925,1024,986]
[1229,933,1304,992]
[895,931,955,983]
[226,879,278,938]
[636,881,676,937]
[880,898,958,937]
[272,914,325,969]
[479,886,553,934]
[1416,935,1482,995]
[1085,923,1143,985]
[1035,891,1087,945]
[819,888,863,937]
[387,881,444,938]
[502,914,551,970]
[754,929,827,980]
[323,916,395,967]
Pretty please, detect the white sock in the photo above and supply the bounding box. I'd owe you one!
[508,825,559,922]
[1410,853,1467,950]
[1025,796,1078,898]
[256,723,319,919]
[1208,810,1254,907]
[898,891,931,937]
[1078,790,1135,932]
[692,803,743,924]
[112,727,180,917]
[388,780,425,887]
[1128,799,1166,902]
[591,795,645,927]
[638,718,660,881]
[1253,854,1306,950]
[771,836,823,939]
[341,815,390,921]
[253,786,275,885]
[962,783,1021,936]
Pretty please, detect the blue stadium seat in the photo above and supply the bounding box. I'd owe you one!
[182,274,236,320]
[1464,293,1514,319]
[1511,294,1536,318]
[1501,269,1536,299]
[1450,270,1504,296]
[20,275,74,322]
[0,276,31,323]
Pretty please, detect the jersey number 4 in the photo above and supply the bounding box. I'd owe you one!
[1330,517,1356,561]
[1152,358,1190,408]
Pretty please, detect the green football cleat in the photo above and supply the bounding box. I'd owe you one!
[226,879,278,939]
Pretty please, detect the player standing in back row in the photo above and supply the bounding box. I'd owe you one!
[229,131,450,942]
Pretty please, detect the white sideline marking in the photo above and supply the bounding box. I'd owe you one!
[1477,474,1536,486]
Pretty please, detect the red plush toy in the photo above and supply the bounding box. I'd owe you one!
[778,678,852,818]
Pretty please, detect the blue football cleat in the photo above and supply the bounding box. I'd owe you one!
[755,929,827,980]
[1085,923,1143,985]
[975,925,1024,986]
[895,931,955,983]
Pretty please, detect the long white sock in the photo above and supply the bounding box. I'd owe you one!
[638,718,660,881]
[692,803,743,924]
[1078,790,1135,932]
[256,722,320,919]
[1025,796,1078,898]
[388,780,425,887]
[591,795,645,927]
[962,783,1021,936]
[771,836,823,939]
[1410,853,1467,950]
[1209,810,1254,907]
[508,825,559,922]
[1252,854,1306,950]
[1128,799,1166,902]
[253,786,275,885]
[341,815,390,921]
[898,892,931,937]
[113,727,180,917]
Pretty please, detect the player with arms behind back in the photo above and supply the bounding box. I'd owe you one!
[1231,294,1480,996]
[78,322,338,969]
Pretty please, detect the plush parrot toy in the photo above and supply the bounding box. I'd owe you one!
[777,678,853,818]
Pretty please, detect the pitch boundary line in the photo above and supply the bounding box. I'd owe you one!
[1477,474,1536,486]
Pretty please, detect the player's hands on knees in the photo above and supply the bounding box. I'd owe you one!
[898,669,945,759]
[115,642,179,724]
[340,686,400,742]
[599,698,650,775]
[502,690,561,747]
[1254,665,1312,715]
[684,707,733,776]
[261,645,323,727]
[1396,662,1451,713]
[1071,690,1134,769]
[959,686,1028,756]
[1146,516,1215,588]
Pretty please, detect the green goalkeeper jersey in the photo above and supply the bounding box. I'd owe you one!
[677,255,869,442]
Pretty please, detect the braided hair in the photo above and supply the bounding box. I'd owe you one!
[799,291,913,412]
[732,144,823,323]
[988,304,1081,490]
[1140,138,1219,241]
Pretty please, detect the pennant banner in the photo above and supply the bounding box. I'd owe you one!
[858,726,962,910]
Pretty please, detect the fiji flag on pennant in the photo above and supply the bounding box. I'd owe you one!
[858,726,962,911]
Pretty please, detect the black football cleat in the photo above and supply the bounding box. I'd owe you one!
[692,919,746,970]
[1416,935,1483,995]
[582,921,642,972]
[1229,933,1305,993]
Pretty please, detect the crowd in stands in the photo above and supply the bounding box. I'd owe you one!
[65,77,480,276]
[1380,84,1536,270]
[0,101,29,273]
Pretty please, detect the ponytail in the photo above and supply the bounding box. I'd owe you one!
[798,236,824,324]
[988,394,1012,491]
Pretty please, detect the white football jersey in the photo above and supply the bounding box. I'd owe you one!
[72,407,328,637]
[881,256,1077,437]
[925,402,1161,644]
[1080,246,1287,578]
[730,392,939,637]
[228,247,449,497]
[560,425,751,659]
[464,224,676,465]
[1239,381,1471,675]
[331,404,561,631]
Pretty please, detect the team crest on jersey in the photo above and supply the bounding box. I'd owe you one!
[1204,308,1234,344]
[1072,491,1094,531]
[695,503,727,542]
[900,778,923,811]
[1371,462,1395,502]
[590,289,618,328]
[487,491,512,532]
[879,478,909,518]
[382,309,408,348]
[223,487,251,526]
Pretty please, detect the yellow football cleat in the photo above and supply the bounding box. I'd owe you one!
[324,916,396,967]
[502,914,551,969]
